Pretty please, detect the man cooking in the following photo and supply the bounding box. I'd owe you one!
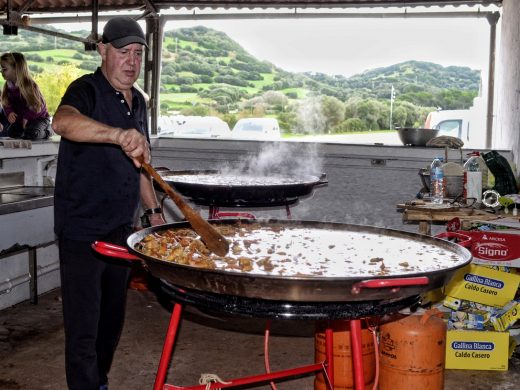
[52,16,165,390]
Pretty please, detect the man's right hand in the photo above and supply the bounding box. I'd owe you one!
[116,128,150,168]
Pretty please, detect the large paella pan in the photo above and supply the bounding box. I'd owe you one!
[94,219,471,302]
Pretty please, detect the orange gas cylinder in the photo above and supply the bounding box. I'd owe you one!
[378,309,446,390]
[314,320,375,390]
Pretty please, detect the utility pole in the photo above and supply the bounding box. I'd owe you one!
[389,85,395,130]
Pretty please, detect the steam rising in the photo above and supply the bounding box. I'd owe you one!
[219,142,323,178]
[295,97,326,134]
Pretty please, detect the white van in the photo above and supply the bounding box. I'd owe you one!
[231,118,281,140]
[424,110,471,139]
[158,115,231,139]
[424,97,486,149]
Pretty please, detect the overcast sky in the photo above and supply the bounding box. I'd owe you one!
[58,13,492,78]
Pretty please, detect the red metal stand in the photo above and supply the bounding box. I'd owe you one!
[325,327,334,387]
[152,303,369,390]
[350,319,365,390]
[207,202,292,220]
[153,304,183,390]
[208,206,256,220]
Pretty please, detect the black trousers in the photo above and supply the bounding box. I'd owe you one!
[6,117,51,139]
[59,226,132,390]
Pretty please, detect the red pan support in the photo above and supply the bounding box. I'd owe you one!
[152,302,374,390]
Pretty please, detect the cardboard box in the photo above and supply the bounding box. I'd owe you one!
[444,264,520,307]
[446,330,510,370]
[490,301,520,332]
[461,230,520,268]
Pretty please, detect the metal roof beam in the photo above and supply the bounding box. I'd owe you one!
[162,10,496,20]
[153,1,501,9]
[18,0,36,14]
[27,8,497,25]
[142,0,159,16]
[0,21,92,43]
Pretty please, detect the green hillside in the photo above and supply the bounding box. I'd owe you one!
[1,25,480,133]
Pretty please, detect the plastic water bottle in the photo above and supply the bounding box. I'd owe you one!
[464,153,483,204]
[430,157,444,205]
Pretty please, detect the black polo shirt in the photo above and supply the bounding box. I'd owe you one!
[54,68,149,241]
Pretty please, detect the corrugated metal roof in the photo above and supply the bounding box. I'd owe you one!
[0,1,503,16]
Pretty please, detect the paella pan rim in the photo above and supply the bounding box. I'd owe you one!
[128,219,471,278]
[156,169,327,206]
[166,178,322,189]
[126,219,472,302]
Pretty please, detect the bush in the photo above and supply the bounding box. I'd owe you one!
[180,85,198,93]
[161,75,176,84]
[179,61,213,76]
[78,61,97,71]
[214,75,251,87]
[199,75,213,83]
[25,53,44,62]
[28,64,44,74]
[333,118,367,133]
[175,76,195,85]
[237,71,263,81]
[278,111,297,133]
[161,64,176,76]
[35,64,81,114]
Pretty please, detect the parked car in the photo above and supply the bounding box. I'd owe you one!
[424,96,486,149]
[231,118,281,140]
[158,116,231,139]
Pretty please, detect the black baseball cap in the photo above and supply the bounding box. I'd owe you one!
[102,16,148,48]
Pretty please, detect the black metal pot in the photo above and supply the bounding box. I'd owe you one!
[397,128,440,146]
[157,170,328,207]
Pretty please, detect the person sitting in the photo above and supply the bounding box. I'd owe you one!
[0,52,52,140]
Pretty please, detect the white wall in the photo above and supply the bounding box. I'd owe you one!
[495,0,520,167]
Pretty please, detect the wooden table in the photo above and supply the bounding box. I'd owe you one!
[397,200,502,235]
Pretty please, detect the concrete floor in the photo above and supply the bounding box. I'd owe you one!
[0,283,519,390]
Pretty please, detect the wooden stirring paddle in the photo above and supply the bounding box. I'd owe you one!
[141,162,229,256]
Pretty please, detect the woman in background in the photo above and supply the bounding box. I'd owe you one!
[0,52,51,139]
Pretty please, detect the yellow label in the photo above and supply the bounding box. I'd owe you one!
[443,295,462,310]
[446,330,509,370]
[444,264,520,307]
